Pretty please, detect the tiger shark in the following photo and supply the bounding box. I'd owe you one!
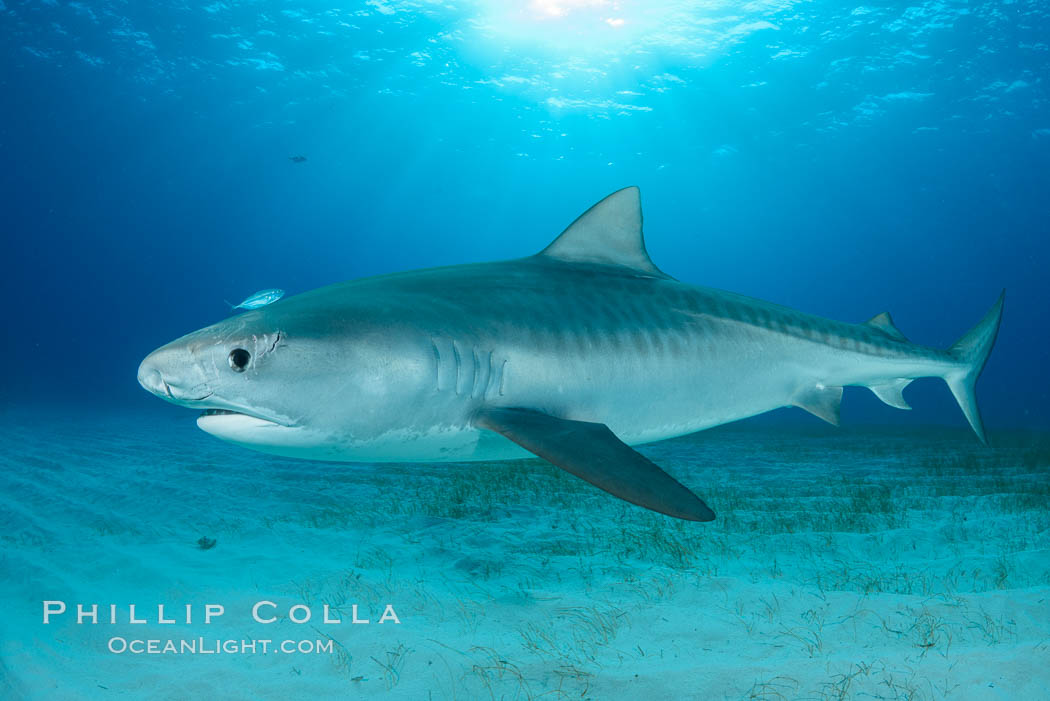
[138,187,1003,522]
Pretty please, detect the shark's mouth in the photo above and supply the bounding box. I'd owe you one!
[196,407,289,430]
[194,406,316,457]
[197,408,289,425]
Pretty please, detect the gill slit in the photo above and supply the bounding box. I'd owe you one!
[472,348,494,399]
[451,341,463,396]
[430,338,442,392]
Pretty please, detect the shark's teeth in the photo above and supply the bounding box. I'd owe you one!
[199,409,240,417]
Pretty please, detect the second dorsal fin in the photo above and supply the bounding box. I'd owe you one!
[865,312,908,341]
[539,187,670,278]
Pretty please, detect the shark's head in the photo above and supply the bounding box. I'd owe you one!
[137,296,430,460]
[137,307,313,452]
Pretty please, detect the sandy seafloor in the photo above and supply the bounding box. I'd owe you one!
[1,408,1047,700]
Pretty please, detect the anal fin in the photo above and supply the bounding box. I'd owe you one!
[792,385,843,426]
[474,407,715,522]
[869,378,913,410]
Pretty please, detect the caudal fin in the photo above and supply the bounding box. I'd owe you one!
[944,290,1005,443]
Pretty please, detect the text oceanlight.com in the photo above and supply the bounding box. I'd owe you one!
[107,638,335,655]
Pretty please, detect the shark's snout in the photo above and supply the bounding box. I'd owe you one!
[138,348,212,402]
[137,359,169,397]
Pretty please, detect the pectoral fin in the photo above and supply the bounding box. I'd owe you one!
[474,407,715,522]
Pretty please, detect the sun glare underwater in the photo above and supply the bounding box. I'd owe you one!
[2,0,1050,699]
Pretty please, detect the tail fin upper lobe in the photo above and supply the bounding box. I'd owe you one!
[945,290,1005,443]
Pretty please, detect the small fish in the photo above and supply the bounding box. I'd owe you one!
[289,155,307,163]
[226,288,285,310]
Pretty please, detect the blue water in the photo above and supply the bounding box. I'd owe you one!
[2,2,1050,699]
[3,0,1048,428]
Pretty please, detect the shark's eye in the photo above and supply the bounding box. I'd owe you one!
[228,348,251,372]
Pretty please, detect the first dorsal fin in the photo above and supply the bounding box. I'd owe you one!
[865,312,908,341]
[539,187,670,278]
